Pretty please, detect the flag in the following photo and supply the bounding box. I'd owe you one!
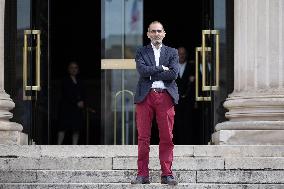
[130,0,140,31]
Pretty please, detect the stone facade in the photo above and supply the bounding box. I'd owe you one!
[0,0,23,144]
[213,0,284,144]
[0,0,283,145]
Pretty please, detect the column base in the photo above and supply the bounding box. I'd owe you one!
[0,92,24,144]
[212,130,284,145]
[0,120,25,144]
[0,121,24,144]
[0,131,27,144]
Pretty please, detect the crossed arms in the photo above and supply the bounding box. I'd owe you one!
[135,48,179,81]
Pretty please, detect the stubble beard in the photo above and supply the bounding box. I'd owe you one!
[152,39,162,46]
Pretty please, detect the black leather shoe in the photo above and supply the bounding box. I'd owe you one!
[161,175,178,185]
[131,176,150,184]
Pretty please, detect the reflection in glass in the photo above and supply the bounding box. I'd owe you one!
[101,0,143,144]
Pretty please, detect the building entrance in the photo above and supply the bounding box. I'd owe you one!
[5,0,101,145]
[143,0,234,144]
[4,0,233,145]
[101,0,233,145]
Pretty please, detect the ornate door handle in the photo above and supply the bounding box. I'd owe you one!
[23,30,41,100]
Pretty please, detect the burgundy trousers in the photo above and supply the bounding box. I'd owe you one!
[135,90,175,176]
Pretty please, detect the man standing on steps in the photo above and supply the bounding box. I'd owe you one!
[131,21,179,185]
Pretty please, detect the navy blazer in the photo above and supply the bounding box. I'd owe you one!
[134,44,180,104]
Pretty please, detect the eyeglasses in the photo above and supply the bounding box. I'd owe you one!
[149,29,163,34]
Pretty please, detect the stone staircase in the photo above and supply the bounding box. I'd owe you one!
[0,145,284,188]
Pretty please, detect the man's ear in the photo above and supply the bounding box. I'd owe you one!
[147,32,150,39]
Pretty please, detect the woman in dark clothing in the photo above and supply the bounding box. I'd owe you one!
[57,61,85,145]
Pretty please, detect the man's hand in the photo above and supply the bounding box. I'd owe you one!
[162,65,169,71]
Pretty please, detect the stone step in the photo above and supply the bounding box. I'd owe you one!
[0,157,113,170]
[1,145,284,158]
[0,170,195,183]
[1,183,284,189]
[113,157,284,170]
[1,156,284,171]
[1,170,284,184]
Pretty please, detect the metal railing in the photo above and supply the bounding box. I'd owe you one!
[114,90,135,145]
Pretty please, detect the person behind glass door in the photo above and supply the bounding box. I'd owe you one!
[197,50,213,144]
[131,21,179,185]
[174,46,196,144]
[57,61,85,145]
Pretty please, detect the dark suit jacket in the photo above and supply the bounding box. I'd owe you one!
[176,62,195,99]
[134,44,179,104]
[59,76,85,130]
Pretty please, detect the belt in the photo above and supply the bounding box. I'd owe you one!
[151,88,167,93]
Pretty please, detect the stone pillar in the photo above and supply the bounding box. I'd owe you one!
[0,0,23,144]
[213,0,284,144]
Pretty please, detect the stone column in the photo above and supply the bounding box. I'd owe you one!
[213,0,284,144]
[0,0,23,144]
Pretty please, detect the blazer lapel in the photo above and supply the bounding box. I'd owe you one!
[159,45,166,66]
[146,44,156,66]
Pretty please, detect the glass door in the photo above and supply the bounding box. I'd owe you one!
[195,0,215,144]
[101,0,143,144]
[6,0,50,144]
[195,0,233,144]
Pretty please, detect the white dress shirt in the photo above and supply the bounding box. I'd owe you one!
[151,43,166,89]
[178,62,186,78]
[199,62,211,74]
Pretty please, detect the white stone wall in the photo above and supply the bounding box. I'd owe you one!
[0,0,4,90]
[0,0,23,144]
[213,0,284,144]
[234,0,284,95]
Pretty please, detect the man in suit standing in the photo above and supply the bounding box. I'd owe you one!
[131,21,179,185]
[174,47,196,144]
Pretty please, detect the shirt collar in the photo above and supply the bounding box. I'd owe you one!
[179,61,187,65]
[151,43,162,50]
